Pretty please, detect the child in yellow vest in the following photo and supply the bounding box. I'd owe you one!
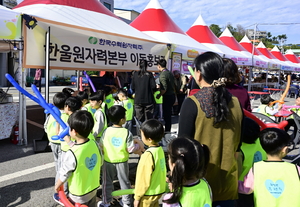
[237,117,267,207]
[239,128,300,207]
[89,90,107,142]
[162,138,212,207]
[153,85,163,121]
[134,119,166,207]
[44,92,68,184]
[99,105,143,207]
[55,110,102,207]
[116,88,134,132]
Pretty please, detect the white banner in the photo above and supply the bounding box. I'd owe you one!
[23,17,169,71]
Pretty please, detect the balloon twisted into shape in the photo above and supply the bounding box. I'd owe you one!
[5,73,68,141]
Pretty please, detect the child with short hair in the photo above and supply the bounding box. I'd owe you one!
[44,92,68,183]
[89,90,107,142]
[55,110,102,207]
[239,128,300,206]
[254,94,279,119]
[162,137,211,207]
[116,88,134,132]
[134,119,166,207]
[99,105,142,207]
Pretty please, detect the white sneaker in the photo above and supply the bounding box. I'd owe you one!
[97,201,111,207]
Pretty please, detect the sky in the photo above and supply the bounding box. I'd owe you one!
[114,0,300,44]
[15,0,300,44]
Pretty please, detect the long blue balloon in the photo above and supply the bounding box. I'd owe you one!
[83,71,96,92]
[5,73,40,104]
[5,73,68,141]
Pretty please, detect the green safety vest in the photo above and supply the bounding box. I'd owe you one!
[105,94,114,109]
[93,108,107,138]
[46,115,61,144]
[82,103,95,117]
[253,161,300,207]
[60,113,72,152]
[154,91,163,104]
[179,179,212,207]
[257,105,270,116]
[123,98,134,121]
[239,139,267,181]
[68,139,101,196]
[144,146,166,196]
[103,127,129,163]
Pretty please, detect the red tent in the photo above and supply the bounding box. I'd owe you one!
[130,0,211,61]
[270,46,296,71]
[284,49,300,63]
[256,42,283,69]
[219,28,255,66]
[186,14,248,63]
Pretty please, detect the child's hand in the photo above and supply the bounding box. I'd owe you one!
[133,138,145,155]
[134,200,139,207]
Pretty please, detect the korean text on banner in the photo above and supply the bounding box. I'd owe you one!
[23,17,168,71]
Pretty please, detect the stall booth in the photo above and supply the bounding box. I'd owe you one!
[0,5,22,142]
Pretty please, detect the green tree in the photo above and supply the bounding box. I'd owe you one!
[209,24,222,37]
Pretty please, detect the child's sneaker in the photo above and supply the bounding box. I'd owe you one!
[97,201,111,207]
[118,199,131,207]
[53,193,64,206]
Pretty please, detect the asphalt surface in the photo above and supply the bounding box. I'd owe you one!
[0,85,298,207]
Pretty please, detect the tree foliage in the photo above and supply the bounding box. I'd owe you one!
[209,24,222,37]
[209,23,300,51]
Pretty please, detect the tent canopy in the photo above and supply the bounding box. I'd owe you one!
[285,49,300,63]
[130,0,212,61]
[186,14,249,63]
[13,0,161,42]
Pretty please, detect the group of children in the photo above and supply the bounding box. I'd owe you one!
[44,87,300,207]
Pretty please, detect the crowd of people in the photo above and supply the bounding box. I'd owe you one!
[44,53,300,207]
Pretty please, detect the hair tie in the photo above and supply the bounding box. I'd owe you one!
[211,77,227,88]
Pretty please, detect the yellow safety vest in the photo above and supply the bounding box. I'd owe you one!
[93,108,107,138]
[68,139,101,196]
[123,98,134,121]
[253,161,300,207]
[103,127,129,163]
[144,146,166,196]
[46,115,61,144]
[180,179,212,207]
[105,94,114,109]
[239,139,267,181]
[154,91,163,104]
[60,113,72,152]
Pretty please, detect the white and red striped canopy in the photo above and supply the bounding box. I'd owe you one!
[13,0,160,41]
[271,46,297,71]
[186,14,249,62]
[130,0,212,59]
[285,49,300,63]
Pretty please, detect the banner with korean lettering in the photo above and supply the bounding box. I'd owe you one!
[23,17,168,71]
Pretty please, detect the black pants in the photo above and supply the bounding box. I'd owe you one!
[162,94,176,132]
[134,103,154,123]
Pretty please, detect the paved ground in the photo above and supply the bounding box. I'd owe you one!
[0,85,298,206]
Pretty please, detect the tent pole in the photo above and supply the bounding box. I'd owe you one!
[45,27,50,120]
[20,41,27,145]
[18,47,23,145]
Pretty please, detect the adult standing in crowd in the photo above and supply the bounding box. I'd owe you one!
[173,70,187,115]
[156,59,175,132]
[178,52,243,207]
[34,68,42,92]
[131,59,156,123]
[223,58,251,112]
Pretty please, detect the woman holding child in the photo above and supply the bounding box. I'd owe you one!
[178,52,243,207]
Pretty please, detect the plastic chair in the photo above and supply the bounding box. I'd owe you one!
[288,86,299,99]
[251,112,276,124]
